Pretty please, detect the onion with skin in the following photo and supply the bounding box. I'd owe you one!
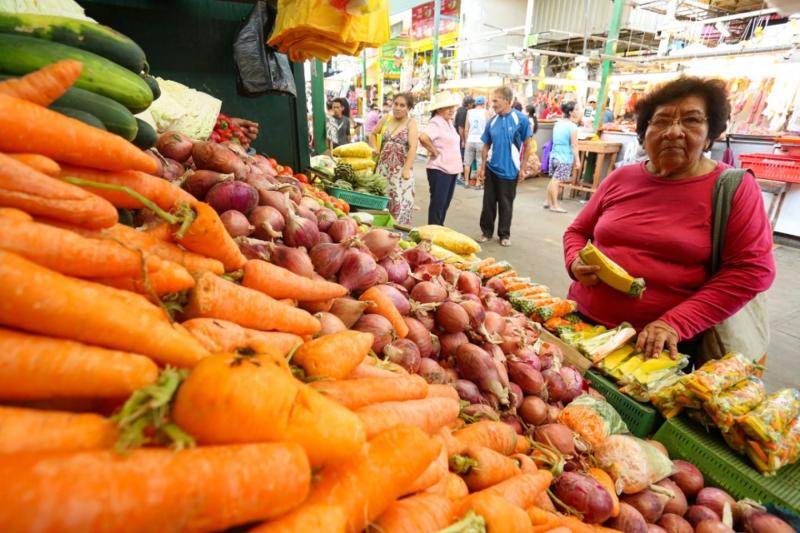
[483,295,512,316]
[295,205,317,222]
[383,338,421,373]
[161,158,185,182]
[559,366,586,403]
[328,217,358,243]
[418,358,449,384]
[656,479,687,517]
[436,301,470,333]
[686,506,720,528]
[362,228,400,260]
[453,379,483,404]
[512,346,540,370]
[338,249,379,292]
[439,332,468,358]
[485,276,506,296]
[481,311,506,338]
[354,313,394,354]
[607,503,648,533]
[403,246,435,268]
[315,208,337,232]
[741,511,794,533]
[621,490,669,524]
[400,275,416,292]
[219,210,253,237]
[534,424,575,456]
[695,488,735,520]
[657,514,693,533]
[460,300,486,330]
[379,255,411,284]
[457,271,481,295]
[309,242,347,279]
[507,361,544,395]
[670,460,704,499]
[156,131,194,162]
[192,141,245,174]
[375,285,411,316]
[375,265,388,285]
[403,317,432,357]
[413,262,444,282]
[508,382,524,410]
[318,232,332,244]
[284,210,320,249]
[236,237,269,260]
[695,521,734,533]
[442,264,460,286]
[543,369,567,402]
[258,189,291,219]
[206,180,259,215]
[546,405,562,424]
[414,310,435,331]
[329,297,369,328]
[249,205,284,240]
[315,312,347,336]
[519,396,548,425]
[267,243,315,278]
[552,472,615,524]
[411,281,448,304]
[463,403,499,421]
[501,414,524,435]
[648,526,668,533]
[299,195,321,212]
[430,334,440,357]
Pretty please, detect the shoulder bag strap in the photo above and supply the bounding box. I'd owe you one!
[711,168,749,275]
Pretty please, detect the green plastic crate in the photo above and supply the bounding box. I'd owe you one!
[326,186,389,210]
[585,370,663,438]
[654,416,800,513]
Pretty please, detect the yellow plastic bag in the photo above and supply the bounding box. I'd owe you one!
[336,157,375,171]
[410,225,482,255]
[332,142,373,159]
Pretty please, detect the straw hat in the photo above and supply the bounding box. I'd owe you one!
[429,91,461,112]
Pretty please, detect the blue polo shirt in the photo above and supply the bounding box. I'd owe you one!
[481,109,532,179]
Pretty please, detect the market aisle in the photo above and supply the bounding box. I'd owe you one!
[410,161,800,390]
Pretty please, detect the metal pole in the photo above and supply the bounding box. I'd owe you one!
[594,0,624,130]
[523,0,534,48]
[311,59,327,155]
[362,48,368,126]
[582,0,590,55]
[432,0,441,94]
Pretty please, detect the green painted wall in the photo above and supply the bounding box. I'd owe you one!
[82,0,309,170]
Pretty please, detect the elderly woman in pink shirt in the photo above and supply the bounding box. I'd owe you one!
[419,92,463,225]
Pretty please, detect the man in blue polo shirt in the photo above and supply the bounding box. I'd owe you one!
[476,86,533,247]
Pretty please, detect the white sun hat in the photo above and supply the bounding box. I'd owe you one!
[428,91,461,112]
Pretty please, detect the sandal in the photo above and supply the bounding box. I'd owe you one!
[542,204,550,209]
[550,207,568,213]
[499,239,511,247]
[477,235,491,243]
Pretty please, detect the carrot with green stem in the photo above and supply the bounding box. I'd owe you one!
[183,271,320,336]
[346,359,404,379]
[0,406,117,453]
[0,94,157,173]
[293,330,373,379]
[359,286,409,338]
[512,453,539,474]
[311,375,428,410]
[182,318,302,356]
[0,153,117,229]
[0,59,82,105]
[7,153,60,175]
[0,442,310,532]
[250,504,347,533]
[356,397,460,439]
[481,471,554,510]
[453,420,518,455]
[368,493,455,533]
[515,435,533,454]
[0,328,158,400]
[439,426,466,455]
[243,259,348,301]
[405,439,449,495]
[303,425,441,533]
[0,250,210,367]
[94,259,195,295]
[173,201,246,271]
[450,444,522,491]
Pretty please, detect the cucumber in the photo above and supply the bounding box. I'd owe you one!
[50,105,107,130]
[0,34,153,113]
[0,13,147,73]
[142,74,160,100]
[132,118,157,150]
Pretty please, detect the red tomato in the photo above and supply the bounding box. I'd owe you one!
[294,173,309,184]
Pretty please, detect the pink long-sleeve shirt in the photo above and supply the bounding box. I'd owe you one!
[562,161,776,341]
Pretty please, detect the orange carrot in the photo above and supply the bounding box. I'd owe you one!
[182,318,302,356]
[0,153,117,229]
[346,359,404,379]
[0,207,32,221]
[450,445,522,491]
[357,397,460,439]
[444,472,470,500]
[453,420,518,455]
[459,492,533,533]
[513,453,538,474]
[243,259,348,301]
[294,330,373,379]
[0,443,310,532]
[174,202,246,271]
[0,328,158,400]
[0,94,157,173]
[426,383,460,401]
[359,286,409,338]
[310,375,428,410]
[59,165,195,211]
[172,352,365,467]
[593,526,625,533]
[94,259,195,295]
[481,471,554,510]
[0,250,210,367]
[369,493,454,533]
[361,355,410,374]
[0,406,116,453]
[183,271,321,336]
[588,468,620,518]
[405,439,449,495]
[303,425,441,533]
[439,426,466,455]
[7,153,60,176]
[533,491,558,513]
[299,298,334,313]
[515,435,533,454]
[527,506,563,530]
[543,527,571,533]
[250,504,347,533]
[0,60,82,105]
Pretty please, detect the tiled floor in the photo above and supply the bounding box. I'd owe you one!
[410,165,800,390]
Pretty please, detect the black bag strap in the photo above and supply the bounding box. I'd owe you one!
[711,168,749,275]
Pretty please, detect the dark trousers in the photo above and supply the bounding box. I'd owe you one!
[480,169,518,239]
[427,168,457,225]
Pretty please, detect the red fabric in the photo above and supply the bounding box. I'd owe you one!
[563,161,776,341]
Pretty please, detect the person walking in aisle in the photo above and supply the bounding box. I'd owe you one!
[454,95,474,183]
[463,95,490,189]
[326,97,352,151]
[477,87,533,247]
[369,93,419,225]
[419,91,463,225]
[545,101,581,213]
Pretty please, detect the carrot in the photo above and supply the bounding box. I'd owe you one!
[513,453,538,473]
[405,439,449,495]
[515,435,533,454]
[357,397,460,439]
[310,375,428,410]
[0,153,117,229]
[0,328,158,400]
[0,443,310,532]
[559,516,596,533]
[0,207,31,221]
[439,426,466,455]
[303,425,441,533]
[174,202,246,271]
[453,420,518,455]
[445,472,470,500]
[506,282,534,292]
[543,527,571,533]
[0,250,210,368]
[184,271,320,336]
[527,507,563,530]
[593,527,625,533]
[294,330,373,379]
[6,153,60,176]
[243,259,348,301]
[426,383,460,401]
[459,492,533,533]
[588,468,619,518]
[94,258,195,295]
[250,504,347,533]
[0,406,117,453]
[59,165,196,210]
[361,355,410,374]
[368,493,454,533]
[359,286,409,338]
[299,298,334,313]
[346,359,404,379]
[0,59,82,105]
[182,318,302,355]
[172,352,365,467]
[0,94,157,173]
[450,444,522,491]
[482,471,554,510]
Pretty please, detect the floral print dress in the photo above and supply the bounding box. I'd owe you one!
[376,124,414,225]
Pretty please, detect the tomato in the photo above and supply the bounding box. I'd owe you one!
[294,173,309,184]
[268,158,277,167]
[283,166,293,176]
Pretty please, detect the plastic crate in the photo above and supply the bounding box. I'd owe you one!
[654,416,800,513]
[585,370,663,438]
[326,186,389,210]
[739,153,800,184]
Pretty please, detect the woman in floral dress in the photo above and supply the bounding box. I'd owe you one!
[369,93,419,225]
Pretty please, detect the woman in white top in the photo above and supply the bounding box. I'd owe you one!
[463,96,491,189]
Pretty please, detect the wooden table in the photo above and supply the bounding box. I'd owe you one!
[559,140,622,199]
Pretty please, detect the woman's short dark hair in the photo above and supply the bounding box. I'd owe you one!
[635,76,729,144]
[561,101,576,116]
[394,92,415,109]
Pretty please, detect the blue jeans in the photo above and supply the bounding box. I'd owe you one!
[427,168,457,225]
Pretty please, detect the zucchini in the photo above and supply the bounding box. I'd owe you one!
[132,118,157,150]
[50,105,107,130]
[579,242,646,298]
[0,34,153,113]
[142,74,160,100]
[0,13,147,74]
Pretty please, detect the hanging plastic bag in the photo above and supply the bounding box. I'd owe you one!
[234,1,296,97]
[595,435,676,494]
[558,394,629,448]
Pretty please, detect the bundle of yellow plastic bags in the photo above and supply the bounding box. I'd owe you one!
[269,0,389,62]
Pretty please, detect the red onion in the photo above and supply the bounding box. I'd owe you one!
[362,228,400,260]
[430,333,441,357]
[249,205,284,240]
[299,196,321,212]
[414,310,435,331]
[375,284,411,315]
[442,264,460,286]
[354,313,394,353]
[220,140,248,158]
[159,158,185,182]
[309,242,347,279]
[403,317,433,357]
[192,141,245,174]
[436,301,470,333]
[485,277,507,296]
[236,236,269,260]
[328,217,357,243]
[258,189,290,219]
[267,242,315,278]
[419,358,449,384]
[559,366,586,403]
[401,275,417,292]
[411,281,447,304]
[206,180,259,215]
[284,210,320,249]
[144,149,164,177]
[315,208,337,232]
[383,338,421,373]
[686,506,720,528]
[375,265,388,285]
[696,489,735,521]
[329,297,369,328]
[460,300,485,330]
[315,312,347,336]
[338,249,379,292]
[156,130,194,162]
[456,271,481,295]
[413,262,444,281]
[499,333,522,355]
[379,255,411,284]
[695,522,734,533]
[318,231,332,244]
[543,368,567,403]
[439,332,468,358]
[484,295,512,316]
[219,209,253,237]
[481,311,506,337]
[512,346,540,370]
[460,293,481,305]
[501,414,525,435]
[402,246,435,268]
[295,205,317,222]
